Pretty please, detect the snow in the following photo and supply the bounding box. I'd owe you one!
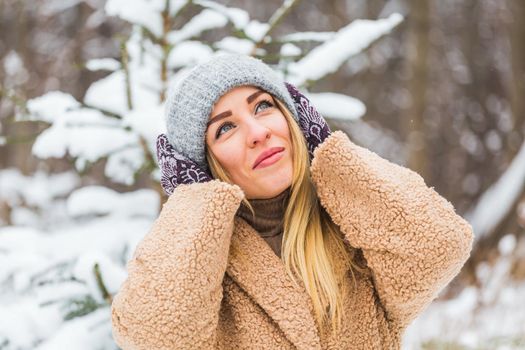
[279,31,335,42]
[32,120,138,166]
[245,20,270,42]
[104,146,145,185]
[26,89,146,184]
[84,71,132,115]
[167,9,228,44]
[0,187,156,348]
[3,50,26,76]
[306,92,366,121]
[74,26,168,185]
[85,58,120,71]
[122,103,165,151]
[0,169,78,210]
[67,186,159,218]
[26,91,81,124]
[465,138,525,240]
[280,43,302,56]
[214,36,256,55]
[105,0,165,37]
[33,308,113,350]
[194,0,250,29]
[84,31,163,116]
[0,297,64,349]
[498,234,517,256]
[71,252,128,302]
[0,221,151,348]
[167,41,214,69]
[404,267,525,349]
[0,169,79,229]
[286,13,404,85]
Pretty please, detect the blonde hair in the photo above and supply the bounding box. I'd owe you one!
[205,94,365,336]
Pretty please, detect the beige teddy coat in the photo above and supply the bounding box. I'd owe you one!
[111,131,474,349]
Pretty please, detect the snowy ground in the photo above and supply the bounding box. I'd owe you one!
[404,281,525,349]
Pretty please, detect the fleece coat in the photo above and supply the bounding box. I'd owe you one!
[110,130,474,350]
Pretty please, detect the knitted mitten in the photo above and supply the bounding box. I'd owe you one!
[284,82,332,161]
[156,133,213,195]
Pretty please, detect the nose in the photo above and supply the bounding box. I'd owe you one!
[245,117,271,147]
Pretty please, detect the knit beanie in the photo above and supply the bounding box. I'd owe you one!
[164,52,300,172]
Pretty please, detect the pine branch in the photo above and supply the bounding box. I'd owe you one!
[63,294,101,321]
[93,262,113,305]
[120,40,133,110]
[80,101,122,119]
[160,0,171,103]
[250,0,302,57]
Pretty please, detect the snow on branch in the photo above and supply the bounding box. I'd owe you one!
[306,92,366,121]
[286,13,403,86]
[279,31,335,43]
[193,0,250,29]
[167,9,228,44]
[465,139,525,240]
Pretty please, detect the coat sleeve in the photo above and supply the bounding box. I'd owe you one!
[309,130,474,329]
[111,179,245,350]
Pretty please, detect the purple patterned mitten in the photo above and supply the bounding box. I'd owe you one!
[156,134,213,195]
[285,82,331,160]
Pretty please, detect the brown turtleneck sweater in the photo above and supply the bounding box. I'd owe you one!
[235,186,291,259]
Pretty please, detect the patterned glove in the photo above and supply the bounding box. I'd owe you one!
[156,133,213,196]
[284,82,332,161]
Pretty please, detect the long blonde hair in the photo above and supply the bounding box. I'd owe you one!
[205,94,364,335]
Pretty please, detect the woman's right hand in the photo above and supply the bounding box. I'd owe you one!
[156,133,213,195]
[284,82,332,162]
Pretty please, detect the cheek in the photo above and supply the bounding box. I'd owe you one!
[272,116,291,141]
[213,144,245,176]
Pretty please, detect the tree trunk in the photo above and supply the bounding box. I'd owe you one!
[405,0,430,179]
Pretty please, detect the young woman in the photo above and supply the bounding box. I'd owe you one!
[110,53,474,349]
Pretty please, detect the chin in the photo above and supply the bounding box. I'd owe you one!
[244,176,291,199]
[265,177,293,197]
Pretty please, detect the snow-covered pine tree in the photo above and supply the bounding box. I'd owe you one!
[0,1,403,348]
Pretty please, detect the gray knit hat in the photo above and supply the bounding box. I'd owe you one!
[164,52,299,171]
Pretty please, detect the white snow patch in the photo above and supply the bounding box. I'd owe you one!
[287,13,403,85]
[167,9,228,44]
[85,58,120,71]
[306,92,366,121]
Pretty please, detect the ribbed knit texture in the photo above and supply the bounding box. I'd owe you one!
[164,53,300,172]
[236,186,291,258]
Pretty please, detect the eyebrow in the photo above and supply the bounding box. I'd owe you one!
[206,89,265,128]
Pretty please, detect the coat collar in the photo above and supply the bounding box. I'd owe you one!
[226,216,322,350]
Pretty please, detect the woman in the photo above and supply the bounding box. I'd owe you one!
[110,53,474,349]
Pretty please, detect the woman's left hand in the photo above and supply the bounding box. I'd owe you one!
[156,133,214,195]
[285,82,332,161]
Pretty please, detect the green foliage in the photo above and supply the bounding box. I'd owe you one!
[62,294,105,321]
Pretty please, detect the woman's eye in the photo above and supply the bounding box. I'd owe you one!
[215,100,274,139]
[216,122,235,139]
[255,99,273,114]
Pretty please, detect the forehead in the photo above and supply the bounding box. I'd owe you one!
[214,85,263,105]
[208,86,270,120]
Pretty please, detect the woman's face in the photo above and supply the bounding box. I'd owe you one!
[205,85,293,199]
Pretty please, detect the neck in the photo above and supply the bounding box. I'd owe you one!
[236,186,291,238]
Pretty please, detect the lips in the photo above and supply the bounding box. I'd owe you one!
[253,147,285,169]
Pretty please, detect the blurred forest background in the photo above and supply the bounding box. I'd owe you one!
[0,0,524,349]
